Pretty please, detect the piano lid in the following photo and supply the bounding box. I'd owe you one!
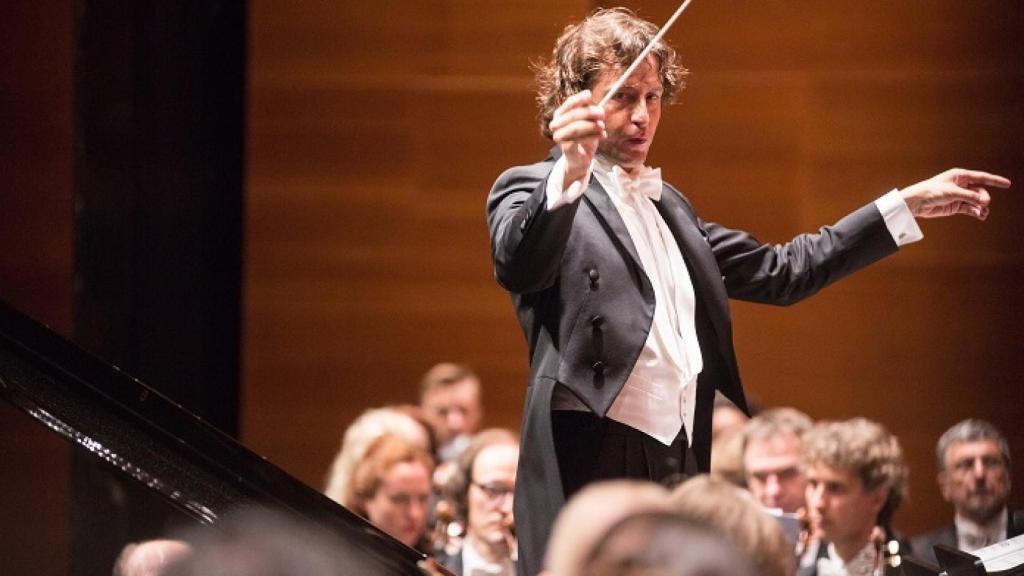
[0,299,429,575]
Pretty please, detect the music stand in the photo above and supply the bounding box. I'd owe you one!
[934,544,987,576]
[901,555,942,576]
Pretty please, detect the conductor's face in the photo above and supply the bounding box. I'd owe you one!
[592,55,664,171]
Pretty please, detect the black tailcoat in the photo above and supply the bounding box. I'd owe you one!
[486,149,898,576]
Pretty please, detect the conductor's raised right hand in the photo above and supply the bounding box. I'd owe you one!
[549,90,606,183]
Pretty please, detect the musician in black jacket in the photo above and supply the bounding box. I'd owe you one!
[910,419,1021,565]
[797,418,908,576]
[435,429,519,576]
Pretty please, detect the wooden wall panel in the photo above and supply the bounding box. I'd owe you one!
[0,2,73,574]
[246,0,589,492]
[246,0,1023,537]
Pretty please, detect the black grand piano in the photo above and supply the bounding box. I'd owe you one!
[0,299,438,575]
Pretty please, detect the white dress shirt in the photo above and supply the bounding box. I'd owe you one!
[816,541,878,576]
[957,508,1009,551]
[546,154,922,446]
[461,537,515,576]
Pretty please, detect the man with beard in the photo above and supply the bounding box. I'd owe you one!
[910,419,1021,565]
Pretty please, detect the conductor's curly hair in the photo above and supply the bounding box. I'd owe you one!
[533,7,688,139]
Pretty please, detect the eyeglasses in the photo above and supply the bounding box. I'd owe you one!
[472,482,514,501]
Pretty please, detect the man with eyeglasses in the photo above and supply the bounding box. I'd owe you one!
[437,428,520,576]
[910,419,1021,566]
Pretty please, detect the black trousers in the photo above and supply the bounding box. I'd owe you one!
[551,410,698,500]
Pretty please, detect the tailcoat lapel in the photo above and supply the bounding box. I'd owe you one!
[655,187,747,413]
[544,146,649,281]
[582,181,652,294]
[581,169,729,343]
[654,188,732,346]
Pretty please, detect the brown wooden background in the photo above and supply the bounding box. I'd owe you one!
[244,0,1024,537]
[1,2,73,574]
[2,2,1022,570]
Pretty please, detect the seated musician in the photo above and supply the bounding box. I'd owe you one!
[798,418,909,576]
[910,419,1021,565]
[435,429,519,576]
[348,434,435,551]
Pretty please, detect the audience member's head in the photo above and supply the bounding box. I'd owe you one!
[324,406,433,506]
[445,428,520,565]
[113,539,192,576]
[742,407,813,513]
[347,434,434,550]
[419,363,483,461]
[935,418,1012,525]
[544,480,672,576]
[581,510,755,576]
[709,428,748,487]
[711,393,749,440]
[708,394,751,486]
[671,474,794,576]
[164,508,369,576]
[801,418,908,562]
[391,403,438,455]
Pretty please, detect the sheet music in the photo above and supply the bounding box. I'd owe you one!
[976,533,1024,571]
[762,507,801,545]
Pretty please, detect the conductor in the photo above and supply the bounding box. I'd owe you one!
[484,8,1010,576]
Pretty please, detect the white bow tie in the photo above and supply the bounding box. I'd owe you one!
[612,165,663,201]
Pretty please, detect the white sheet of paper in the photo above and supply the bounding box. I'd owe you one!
[977,533,1024,571]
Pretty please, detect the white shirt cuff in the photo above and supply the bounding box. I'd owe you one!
[875,189,924,247]
[545,155,592,211]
